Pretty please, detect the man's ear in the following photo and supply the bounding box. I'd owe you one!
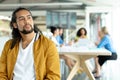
[13,23,17,28]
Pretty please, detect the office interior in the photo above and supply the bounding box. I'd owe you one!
[0,0,120,80]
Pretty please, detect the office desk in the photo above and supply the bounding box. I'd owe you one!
[58,47,111,80]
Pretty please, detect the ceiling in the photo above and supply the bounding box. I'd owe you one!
[0,0,119,15]
[0,0,120,26]
[0,0,85,11]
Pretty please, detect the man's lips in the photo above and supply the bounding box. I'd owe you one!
[24,24,31,28]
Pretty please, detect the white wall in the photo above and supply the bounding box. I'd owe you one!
[0,36,9,56]
[111,7,120,54]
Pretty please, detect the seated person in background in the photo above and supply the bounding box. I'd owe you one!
[93,27,117,78]
[56,27,64,45]
[50,26,60,47]
[74,27,87,42]
[50,26,75,71]
[72,27,94,48]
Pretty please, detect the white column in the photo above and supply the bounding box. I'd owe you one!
[85,8,90,39]
[111,7,120,52]
[65,29,69,44]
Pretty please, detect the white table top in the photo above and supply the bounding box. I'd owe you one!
[58,46,111,56]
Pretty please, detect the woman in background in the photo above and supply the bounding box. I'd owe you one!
[75,27,87,42]
[94,27,117,78]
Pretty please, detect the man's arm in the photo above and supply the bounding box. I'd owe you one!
[45,41,61,80]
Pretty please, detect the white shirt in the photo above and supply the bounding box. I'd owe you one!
[13,34,37,80]
[51,36,60,47]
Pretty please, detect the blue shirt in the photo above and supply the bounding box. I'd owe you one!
[97,35,116,53]
[56,36,64,45]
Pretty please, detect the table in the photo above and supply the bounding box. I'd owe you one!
[58,46,111,80]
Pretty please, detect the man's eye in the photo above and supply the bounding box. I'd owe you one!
[18,17,24,21]
[27,16,32,19]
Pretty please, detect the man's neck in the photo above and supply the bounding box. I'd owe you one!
[53,34,57,37]
[21,31,36,42]
[20,31,36,49]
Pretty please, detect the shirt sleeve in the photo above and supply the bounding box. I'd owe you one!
[59,37,64,44]
[97,36,108,48]
[44,41,61,80]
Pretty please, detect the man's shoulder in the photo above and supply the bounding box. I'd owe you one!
[38,35,53,43]
[4,39,13,45]
[36,35,55,48]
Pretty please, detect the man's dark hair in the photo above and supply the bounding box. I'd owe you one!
[50,26,58,34]
[10,7,42,49]
[57,26,62,30]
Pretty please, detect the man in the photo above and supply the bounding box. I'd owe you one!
[0,7,60,80]
[50,26,60,47]
[56,27,64,45]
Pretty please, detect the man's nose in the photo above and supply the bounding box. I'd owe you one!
[24,18,29,24]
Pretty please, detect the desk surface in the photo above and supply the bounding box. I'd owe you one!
[58,46,111,56]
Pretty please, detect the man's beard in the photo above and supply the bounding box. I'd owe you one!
[19,24,34,34]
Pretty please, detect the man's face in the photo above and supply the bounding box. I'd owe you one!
[14,10,34,34]
[55,29,59,36]
[59,29,63,35]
